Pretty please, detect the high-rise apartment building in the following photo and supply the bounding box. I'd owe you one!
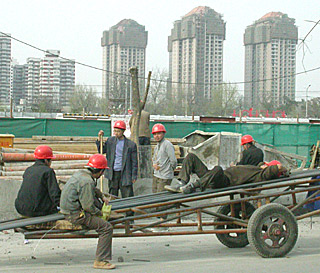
[12,62,27,105]
[244,12,298,108]
[0,34,11,105]
[26,57,41,106]
[168,6,225,100]
[25,50,75,108]
[101,19,148,109]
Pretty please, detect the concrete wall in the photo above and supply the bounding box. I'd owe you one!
[0,178,21,221]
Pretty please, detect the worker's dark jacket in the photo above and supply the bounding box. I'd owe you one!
[15,160,61,217]
[225,165,280,186]
[96,136,138,186]
[237,145,264,166]
[60,169,103,215]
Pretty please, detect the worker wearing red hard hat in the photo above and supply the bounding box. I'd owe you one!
[165,153,288,194]
[60,154,115,270]
[152,123,177,193]
[231,134,264,167]
[15,145,61,217]
[96,120,138,218]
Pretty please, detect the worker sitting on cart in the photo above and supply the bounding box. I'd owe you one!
[165,153,287,194]
[60,154,115,270]
[231,134,264,166]
[15,145,61,217]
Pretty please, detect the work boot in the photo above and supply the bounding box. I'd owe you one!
[93,260,116,270]
[164,178,186,193]
[180,180,201,194]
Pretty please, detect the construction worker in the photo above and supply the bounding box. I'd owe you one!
[60,154,115,270]
[96,120,138,217]
[15,145,61,217]
[129,109,151,145]
[152,123,177,194]
[165,153,287,194]
[232,134,264,166]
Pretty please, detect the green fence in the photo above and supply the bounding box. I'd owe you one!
[1,118,319,162]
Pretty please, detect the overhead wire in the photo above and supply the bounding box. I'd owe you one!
[1,31,320,89]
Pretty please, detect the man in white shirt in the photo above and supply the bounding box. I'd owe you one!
[152,123,177,193]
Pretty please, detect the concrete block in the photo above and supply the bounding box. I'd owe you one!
[0,178,21,221]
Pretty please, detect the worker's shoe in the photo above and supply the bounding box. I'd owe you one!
[93,260,116,270]
[180,180,201,194]
[164,178,186,193]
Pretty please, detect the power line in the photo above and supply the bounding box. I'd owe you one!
[1,31,320,87]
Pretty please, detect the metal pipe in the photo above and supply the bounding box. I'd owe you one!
[0,153,90,162]
[2,160,88,167]
[131,211,194,233]
[296,209,320,220]
[25,229,248,240]
[0,169,82,176]
[110,174,320,211]
[2,163,86,171]
[291,189,320,212]
[113,222,224,229]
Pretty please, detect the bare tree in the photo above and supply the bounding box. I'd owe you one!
[209,83,241,116]
[32,95,61,113]
[145,68,168,114]
[129,67,152,146]
[306,97,320,118]
[69,84,98,113]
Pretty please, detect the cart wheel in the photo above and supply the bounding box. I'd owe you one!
[247,203,298,258]
[215,202,255,248]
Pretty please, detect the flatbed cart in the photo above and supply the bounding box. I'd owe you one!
[1,169,320,258]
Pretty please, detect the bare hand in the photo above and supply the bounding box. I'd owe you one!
[102,196,109,205]
[153,164,160,171]
[98,130,104,137]
[230,162,235,167]
[132,179,136,184]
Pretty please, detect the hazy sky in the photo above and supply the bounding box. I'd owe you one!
[1,0,320,100]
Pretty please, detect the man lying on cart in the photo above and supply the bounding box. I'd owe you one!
[165,153,288,194]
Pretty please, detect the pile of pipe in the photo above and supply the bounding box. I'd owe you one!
[0,148,91,180]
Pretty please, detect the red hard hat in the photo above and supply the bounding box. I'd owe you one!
[87,154,109,169]
[114,120,126,130]
[34,145,55,159]
[265,160,281,166]
[152,123,166,134]
[241,135,254,145]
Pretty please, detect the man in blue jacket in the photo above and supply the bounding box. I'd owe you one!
[96,120,138,217]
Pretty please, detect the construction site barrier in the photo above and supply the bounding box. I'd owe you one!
[0,118,319,165]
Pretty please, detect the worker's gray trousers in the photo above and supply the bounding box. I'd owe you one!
[178,153,230,191]
[66,212,113,261]
[152,176,173,219]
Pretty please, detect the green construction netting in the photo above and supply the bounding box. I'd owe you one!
[1,118,319,162]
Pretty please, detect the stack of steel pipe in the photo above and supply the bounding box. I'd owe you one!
[0,148,91,179]
[109,169,320,211]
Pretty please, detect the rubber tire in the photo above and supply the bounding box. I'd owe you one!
[247,203,298,258]
[215,202,255,248]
